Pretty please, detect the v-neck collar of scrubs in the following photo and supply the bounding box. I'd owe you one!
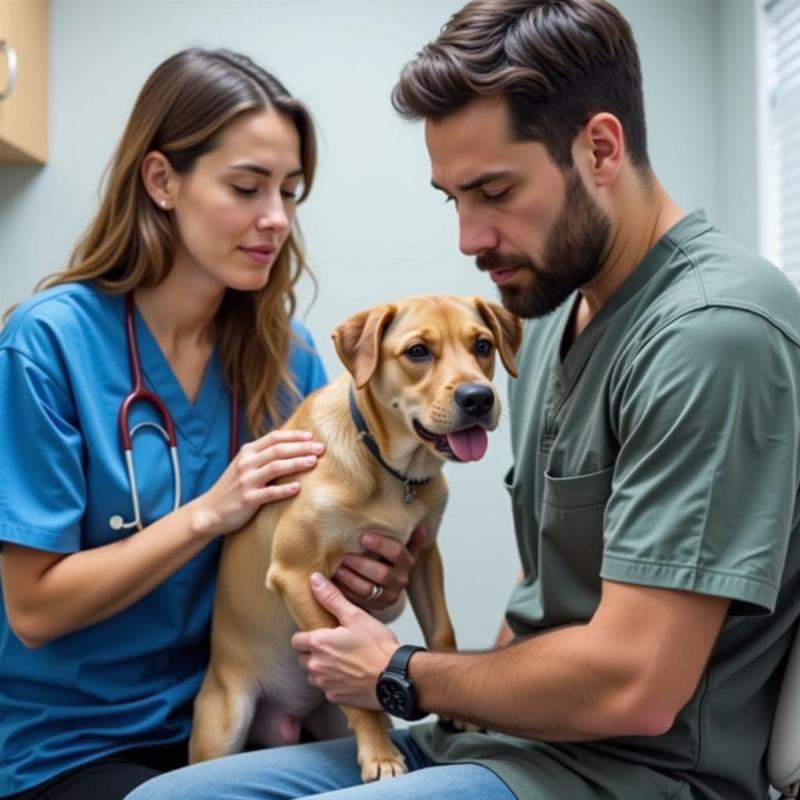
[111,293,227,457]
[548,209,713,411]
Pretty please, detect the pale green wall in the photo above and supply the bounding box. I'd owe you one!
[716,0,760,252]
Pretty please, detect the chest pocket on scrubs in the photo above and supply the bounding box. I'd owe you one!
[538,465,614,621]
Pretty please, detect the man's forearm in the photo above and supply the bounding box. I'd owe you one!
[409,623,656,741]
[299,578,726,742]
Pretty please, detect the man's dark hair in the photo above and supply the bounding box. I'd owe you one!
[392,0,650,172]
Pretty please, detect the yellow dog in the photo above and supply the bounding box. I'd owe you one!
[190,294,521,781]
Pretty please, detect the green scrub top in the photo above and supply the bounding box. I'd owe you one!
[412,210,800,800]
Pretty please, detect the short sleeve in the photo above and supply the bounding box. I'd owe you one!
[290,321,328,397]
[0,348,86,552]
[603,308,800,615]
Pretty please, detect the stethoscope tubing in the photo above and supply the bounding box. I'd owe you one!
[111,294,238,532]
[119,294,178,450]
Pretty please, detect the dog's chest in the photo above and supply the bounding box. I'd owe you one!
[310,486,441,553]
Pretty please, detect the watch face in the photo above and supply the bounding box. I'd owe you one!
[377,675,413,717]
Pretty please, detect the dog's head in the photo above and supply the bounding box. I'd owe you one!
[331,295,521,463]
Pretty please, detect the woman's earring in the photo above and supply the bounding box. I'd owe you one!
[160,199,168,209]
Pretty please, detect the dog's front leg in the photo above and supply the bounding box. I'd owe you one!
[407,540,457,652]
[267,557,407,783]
[407,538,484,732]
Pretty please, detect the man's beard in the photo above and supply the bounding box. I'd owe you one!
[477,169,611,319]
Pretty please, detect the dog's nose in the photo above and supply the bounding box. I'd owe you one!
[454,383,495,418]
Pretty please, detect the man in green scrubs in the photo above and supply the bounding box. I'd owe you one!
[293,1,800,797]
[132,2,800,799]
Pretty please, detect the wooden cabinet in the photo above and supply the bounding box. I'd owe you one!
[0,0,48,165]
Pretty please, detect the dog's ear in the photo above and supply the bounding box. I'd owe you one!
[331,304,397,388]
[473,297,522,377]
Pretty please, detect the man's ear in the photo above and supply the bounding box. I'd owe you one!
[578,112,624,188]
[473,297,522,377]
[331,304,397,388]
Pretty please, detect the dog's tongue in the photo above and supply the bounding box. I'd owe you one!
[446,426,489,462]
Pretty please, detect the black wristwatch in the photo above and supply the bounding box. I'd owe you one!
[375,644,428,720]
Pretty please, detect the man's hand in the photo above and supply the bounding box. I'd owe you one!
[291,572,399,709]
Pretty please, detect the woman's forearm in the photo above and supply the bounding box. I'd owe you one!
[2,501,217,648]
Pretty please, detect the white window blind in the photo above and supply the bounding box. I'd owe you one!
[764,0,800,283]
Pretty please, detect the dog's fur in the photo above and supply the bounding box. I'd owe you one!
[189,294,521,781]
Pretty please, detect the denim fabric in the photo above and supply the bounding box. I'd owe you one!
[124,730,516,800]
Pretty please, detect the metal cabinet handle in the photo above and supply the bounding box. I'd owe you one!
[0,40,18,101]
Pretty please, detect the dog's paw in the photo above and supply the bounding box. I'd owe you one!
[439,715,484,733]
[360,749,408,782]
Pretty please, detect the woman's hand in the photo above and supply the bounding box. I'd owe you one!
[189,429,324,538]
[333,526,425,612]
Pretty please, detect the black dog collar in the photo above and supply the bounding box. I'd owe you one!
[348,384,431,504]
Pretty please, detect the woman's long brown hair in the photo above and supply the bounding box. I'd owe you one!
[25,48,317,436]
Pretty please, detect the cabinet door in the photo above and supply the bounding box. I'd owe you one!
[0,0,48,165]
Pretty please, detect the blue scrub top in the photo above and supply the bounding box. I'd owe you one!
[0,282,327,796]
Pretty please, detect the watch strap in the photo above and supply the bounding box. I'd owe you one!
[384,644,426,677]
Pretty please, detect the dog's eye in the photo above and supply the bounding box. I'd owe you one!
[475,338,494,357]
[406,343,430,361]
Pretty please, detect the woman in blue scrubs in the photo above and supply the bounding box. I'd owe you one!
[0,49,418,800]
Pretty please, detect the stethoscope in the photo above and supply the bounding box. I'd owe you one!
[108,293,239,532]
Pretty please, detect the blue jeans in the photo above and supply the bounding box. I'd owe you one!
[124,729,516,800]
